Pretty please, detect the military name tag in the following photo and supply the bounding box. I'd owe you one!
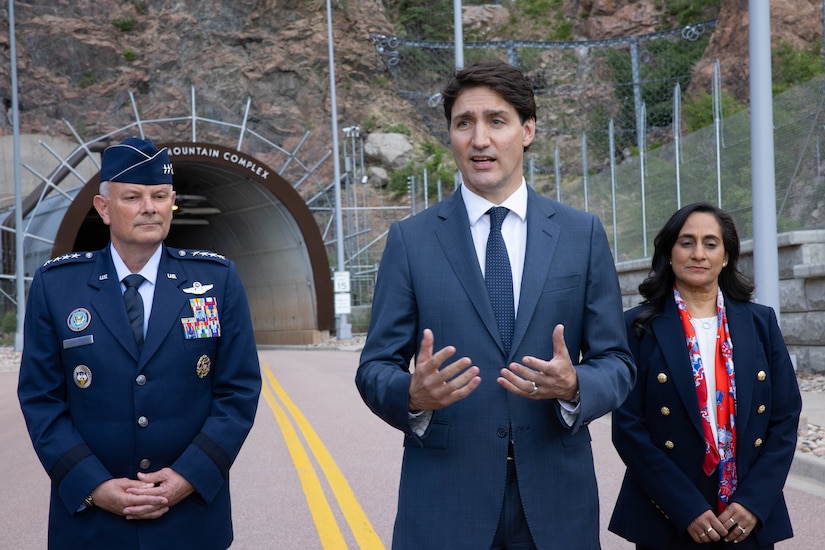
[63,335,94,349]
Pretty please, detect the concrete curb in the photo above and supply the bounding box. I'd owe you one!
[790,451,825,484]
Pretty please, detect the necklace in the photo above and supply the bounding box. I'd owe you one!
[694,317,715,331]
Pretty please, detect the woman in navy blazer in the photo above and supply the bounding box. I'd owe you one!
[609,203,801,549]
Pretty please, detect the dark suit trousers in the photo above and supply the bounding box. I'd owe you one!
[491,455,537,550]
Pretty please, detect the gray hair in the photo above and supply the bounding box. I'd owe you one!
[98,180,173,198]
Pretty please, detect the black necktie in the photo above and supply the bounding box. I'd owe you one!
[486,207,515,356]
[123,274,145,349]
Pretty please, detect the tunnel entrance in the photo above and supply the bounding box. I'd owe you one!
[52,142,334,345]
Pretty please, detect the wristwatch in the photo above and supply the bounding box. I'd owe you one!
[83,493,94,509]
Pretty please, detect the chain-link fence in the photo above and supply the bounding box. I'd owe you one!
[365,20,825,263]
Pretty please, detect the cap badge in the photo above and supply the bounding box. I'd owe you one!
[67,308,92,332]
[73,365,93,388]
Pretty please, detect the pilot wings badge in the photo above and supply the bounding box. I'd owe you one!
[183,281,214,295]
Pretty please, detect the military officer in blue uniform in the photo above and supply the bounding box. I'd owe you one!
[17,137,262,550]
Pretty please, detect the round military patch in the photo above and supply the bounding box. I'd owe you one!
[196,355,211,378]
[73,365,92,388]
[67,308,91,332]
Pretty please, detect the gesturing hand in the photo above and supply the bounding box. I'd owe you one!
[497,324,579,400]
[408,328,481,411]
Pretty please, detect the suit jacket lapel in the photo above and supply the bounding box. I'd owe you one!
[433,192,503,352]
[652,299,706,438]
[88,247,141,360]
[726,299,755,435]
[511,190,559,356]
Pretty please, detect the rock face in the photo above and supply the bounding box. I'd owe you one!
[0,0,404,168]
[364,133,413,171]
[0,1,821,173]
[576,0,822,102]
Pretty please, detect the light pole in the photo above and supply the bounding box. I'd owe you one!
[9,0,25,351]
[326,0,352,339]
[749,0,780,322]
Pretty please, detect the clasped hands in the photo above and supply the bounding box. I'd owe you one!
[408,325,578,412]
[687,503,756,544]
[88,467,194,520]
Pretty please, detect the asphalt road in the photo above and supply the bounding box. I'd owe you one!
[2,348,823,549]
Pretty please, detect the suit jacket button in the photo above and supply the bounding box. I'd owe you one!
[754,438,764,447]
[497,427,508,438]
[138,416,148,428]
[136,374,147,386]
[139,459,151,470]
[660,406,671,416]
[757,370,767,381]
[657,373,668,383]
[757,405,766,414]
[664,440,674,449]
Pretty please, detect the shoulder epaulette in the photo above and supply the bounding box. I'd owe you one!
[168,248,229,264]
[41,252,96,270]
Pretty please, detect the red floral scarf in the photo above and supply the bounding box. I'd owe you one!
[674,286,737,511]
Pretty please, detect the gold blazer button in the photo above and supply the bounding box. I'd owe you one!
[657,373,668,383]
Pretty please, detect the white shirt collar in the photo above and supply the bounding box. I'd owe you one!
[110,244,162,286]
[461,180,528,227]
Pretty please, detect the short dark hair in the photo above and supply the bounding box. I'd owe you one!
[632,202,754,335]
[442,60,537,127]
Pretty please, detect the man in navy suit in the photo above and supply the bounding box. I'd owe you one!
[18,137,262,549]
[356,60,636,549]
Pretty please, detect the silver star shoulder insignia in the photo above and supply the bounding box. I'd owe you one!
[183,281,214,295]
[192,250,226,260]
[42,251,95,269]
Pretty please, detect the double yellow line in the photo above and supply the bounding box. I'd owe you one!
[260,363,384,549]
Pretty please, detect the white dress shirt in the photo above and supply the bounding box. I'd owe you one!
[111,244,162,339]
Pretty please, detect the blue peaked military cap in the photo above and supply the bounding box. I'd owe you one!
[100,137,174,184]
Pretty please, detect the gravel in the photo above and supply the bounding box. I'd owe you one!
[797,372,825,458]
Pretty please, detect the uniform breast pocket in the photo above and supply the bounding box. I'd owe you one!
[182,335,220,350]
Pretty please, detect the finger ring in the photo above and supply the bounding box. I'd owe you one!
[705,527,714,534]
[729,518,736,525]
[739,526,746,535]
[529,382,539,396]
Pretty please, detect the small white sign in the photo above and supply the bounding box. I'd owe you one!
[333,271,351,293]
[334,292,352,315]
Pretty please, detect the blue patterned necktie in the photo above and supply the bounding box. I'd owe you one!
[123,274,146,349]
[486,207,515,355]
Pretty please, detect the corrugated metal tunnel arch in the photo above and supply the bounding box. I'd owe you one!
[51,142,334,345]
